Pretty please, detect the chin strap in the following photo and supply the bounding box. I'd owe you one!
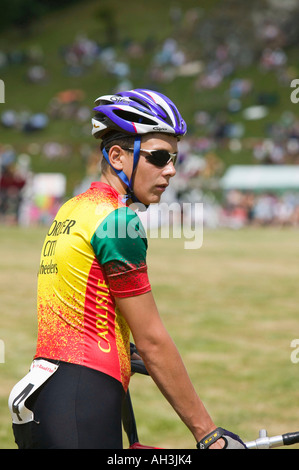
[102,136,141,204]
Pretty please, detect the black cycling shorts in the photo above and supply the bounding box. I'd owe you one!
[12,360,125,449]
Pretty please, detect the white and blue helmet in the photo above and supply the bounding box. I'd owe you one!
[92,88,186,139]
[91,88,186,201]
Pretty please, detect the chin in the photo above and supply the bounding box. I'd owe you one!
[146,195,162,205]
[134,192,161,207]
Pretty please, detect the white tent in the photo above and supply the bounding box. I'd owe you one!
[32,173,66,197]
[220,165,299,191]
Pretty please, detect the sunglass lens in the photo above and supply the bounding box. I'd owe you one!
[146,150,176,167]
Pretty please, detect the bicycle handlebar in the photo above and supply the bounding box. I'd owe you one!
[245,429,299,449]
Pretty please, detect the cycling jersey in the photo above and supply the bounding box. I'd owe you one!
[34,182,151,392]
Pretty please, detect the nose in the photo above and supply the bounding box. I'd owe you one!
[162,161,176,178]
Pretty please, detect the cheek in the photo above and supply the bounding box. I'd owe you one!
[135,173,150,195]
[133,166,157,202]
[135,167,159,192]
[134,163,151,185]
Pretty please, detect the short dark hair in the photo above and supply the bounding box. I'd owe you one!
[100,131,136,174]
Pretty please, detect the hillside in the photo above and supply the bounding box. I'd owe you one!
[0,0,299,196]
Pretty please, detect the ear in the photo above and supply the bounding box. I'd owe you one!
[108,145,125,171]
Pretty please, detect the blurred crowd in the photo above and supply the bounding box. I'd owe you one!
[1,3,299,227]
[220,190,299,228]
[1,139,299,229]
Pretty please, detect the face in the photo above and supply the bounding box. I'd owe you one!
[127,133,178,206]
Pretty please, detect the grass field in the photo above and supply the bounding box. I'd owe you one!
[0,225,299,449]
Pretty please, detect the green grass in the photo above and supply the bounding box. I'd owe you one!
[1,225,299,449]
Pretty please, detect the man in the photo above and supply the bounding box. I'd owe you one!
[9,89,246,449]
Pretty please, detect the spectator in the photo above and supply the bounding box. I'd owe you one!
[0,164,26,224]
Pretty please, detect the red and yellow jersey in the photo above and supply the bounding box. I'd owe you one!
[35,182,151,392]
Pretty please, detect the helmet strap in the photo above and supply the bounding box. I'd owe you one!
[102,136,142,204]
[129,136,141,188]
[102,147,131,189]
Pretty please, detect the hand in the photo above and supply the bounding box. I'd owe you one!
[197,427,247,449]
[209,438,225,449]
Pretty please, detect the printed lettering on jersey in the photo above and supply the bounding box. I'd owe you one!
[47,218,76,237]
[39,218,76,275]
[95,278,111,353]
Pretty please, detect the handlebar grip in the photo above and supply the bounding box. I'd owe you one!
[282,432,299,446]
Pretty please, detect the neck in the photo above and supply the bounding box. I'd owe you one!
[100,171,124,194]
[100,172,134,205]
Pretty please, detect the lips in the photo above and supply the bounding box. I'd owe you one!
[155,184,168,192]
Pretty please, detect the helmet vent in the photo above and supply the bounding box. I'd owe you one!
[130,97,152,110]
[113,109,156,125]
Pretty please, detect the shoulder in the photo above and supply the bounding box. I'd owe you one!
[104,206,146,236]
[91,207,148,265]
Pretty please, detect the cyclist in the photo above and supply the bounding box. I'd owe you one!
[9,88,246,449]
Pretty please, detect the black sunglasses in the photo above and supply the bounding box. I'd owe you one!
[123,147,178,168]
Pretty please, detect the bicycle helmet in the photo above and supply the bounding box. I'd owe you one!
[92,88,187,139]
[91,88,187,202]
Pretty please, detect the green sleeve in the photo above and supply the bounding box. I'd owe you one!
[91,207,148,268]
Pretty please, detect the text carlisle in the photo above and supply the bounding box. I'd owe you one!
[95,279,111,353]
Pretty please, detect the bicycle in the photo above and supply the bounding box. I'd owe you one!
[125,344,299,450]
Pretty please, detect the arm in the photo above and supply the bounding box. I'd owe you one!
[115,290,221,445]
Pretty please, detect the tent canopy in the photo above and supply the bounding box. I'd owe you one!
[220,165,299,191]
